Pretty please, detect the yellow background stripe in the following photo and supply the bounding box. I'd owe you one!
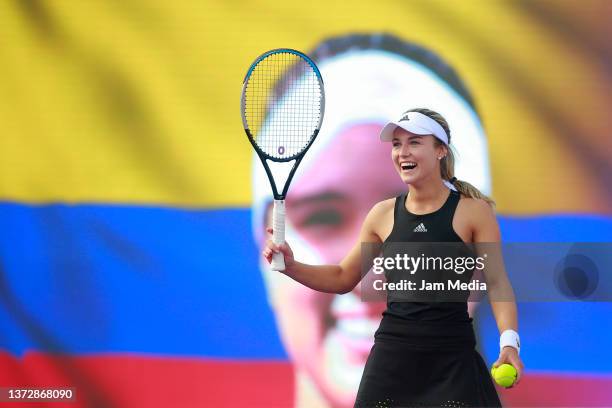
[0,0,610,213]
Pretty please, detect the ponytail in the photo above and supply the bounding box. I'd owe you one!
[449,174,496,207]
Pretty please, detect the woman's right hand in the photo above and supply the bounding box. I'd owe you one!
[262,227,296,271]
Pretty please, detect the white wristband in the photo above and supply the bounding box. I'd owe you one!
[500,329,520,355]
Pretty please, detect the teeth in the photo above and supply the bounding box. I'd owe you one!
[331,292,367,316]
[331,293,379,338]
[337,318,379,338]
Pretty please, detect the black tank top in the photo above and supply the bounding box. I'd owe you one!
[381,189,472,322]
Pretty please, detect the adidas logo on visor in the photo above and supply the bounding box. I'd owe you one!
[413,223,428,232]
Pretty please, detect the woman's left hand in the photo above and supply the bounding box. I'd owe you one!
[492,346,524,387]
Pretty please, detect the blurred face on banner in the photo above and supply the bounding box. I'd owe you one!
[252,36,491,407]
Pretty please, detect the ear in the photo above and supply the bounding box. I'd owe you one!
[435,144,449,159]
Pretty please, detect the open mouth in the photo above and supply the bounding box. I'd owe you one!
[328,294,379,356]
[400,162,417,171]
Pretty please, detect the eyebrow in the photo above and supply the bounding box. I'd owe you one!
[392,135,423,142]
[288,191,347,209]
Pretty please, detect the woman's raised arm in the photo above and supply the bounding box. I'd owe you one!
[262,202,385,294]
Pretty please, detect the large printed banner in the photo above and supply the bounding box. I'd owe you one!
[1,1,611,407]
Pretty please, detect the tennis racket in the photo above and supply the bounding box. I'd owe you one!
[241,48,325,271]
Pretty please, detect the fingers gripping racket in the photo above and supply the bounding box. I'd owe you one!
[241,49,325,271]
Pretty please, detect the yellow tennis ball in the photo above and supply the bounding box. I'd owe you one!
[490,363,517,387]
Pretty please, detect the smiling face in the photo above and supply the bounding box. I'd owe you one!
[391,127,448,186]
[250,43,493,408]
[260,122,406,407]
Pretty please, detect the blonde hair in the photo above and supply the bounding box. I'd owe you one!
[405,108,496,207]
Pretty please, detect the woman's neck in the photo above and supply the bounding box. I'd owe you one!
[406,179,449,211]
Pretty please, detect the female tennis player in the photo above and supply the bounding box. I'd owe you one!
[262,107,523,407]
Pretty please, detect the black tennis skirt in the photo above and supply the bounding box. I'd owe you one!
[354,314,502,408]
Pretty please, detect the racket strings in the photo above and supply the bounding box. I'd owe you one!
[244,51,323,160]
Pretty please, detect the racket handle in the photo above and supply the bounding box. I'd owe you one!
[271,199,286,271]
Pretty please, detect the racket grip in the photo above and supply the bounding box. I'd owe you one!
[271,199,286,271]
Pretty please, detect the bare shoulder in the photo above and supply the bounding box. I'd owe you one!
[457,195,500,241]
[372,197,396,213]
[366,197,395,221]
[459,196,496,219]
[361,197,396,241]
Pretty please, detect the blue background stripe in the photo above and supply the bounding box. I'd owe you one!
[1,202,611,373]
[0,202,285,359]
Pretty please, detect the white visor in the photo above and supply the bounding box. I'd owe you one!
[380,111,449,145]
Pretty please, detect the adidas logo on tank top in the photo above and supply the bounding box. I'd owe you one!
[385,190,463,242]
[413,222,428,232]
